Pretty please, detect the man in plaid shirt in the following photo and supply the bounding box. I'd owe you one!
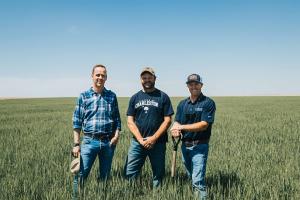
[72,64,121,199]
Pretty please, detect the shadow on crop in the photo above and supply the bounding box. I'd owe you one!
[207,170,243,198]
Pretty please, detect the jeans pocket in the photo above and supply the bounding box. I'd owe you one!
[82,137,92,145]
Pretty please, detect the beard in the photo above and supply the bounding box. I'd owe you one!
[142,81,155,90]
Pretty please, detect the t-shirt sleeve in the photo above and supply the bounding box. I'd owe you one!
[163,94,174,116]
[126,95,136,116]
[201,100,216,124]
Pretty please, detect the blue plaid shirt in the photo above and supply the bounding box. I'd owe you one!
[73,87,121,135]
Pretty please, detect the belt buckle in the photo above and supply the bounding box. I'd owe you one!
[184,141,193,147]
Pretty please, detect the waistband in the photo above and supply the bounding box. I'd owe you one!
[182,138,209,147]
[84,133,113,140]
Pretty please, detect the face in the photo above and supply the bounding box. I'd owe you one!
[141,73,156,90]
[187,82,202,96]
[92,67,107,88]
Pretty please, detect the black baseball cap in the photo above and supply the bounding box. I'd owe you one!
[186,74,203,84]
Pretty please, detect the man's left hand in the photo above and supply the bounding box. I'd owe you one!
[110,131,120,146]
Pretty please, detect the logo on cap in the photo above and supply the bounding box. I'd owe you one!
[186,74,202,84]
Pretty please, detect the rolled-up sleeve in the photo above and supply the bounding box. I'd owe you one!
[73,94,85,130]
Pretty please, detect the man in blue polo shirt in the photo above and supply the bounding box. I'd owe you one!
[171,73,216,200]
[124,67,174,187]
[72,64,121,199]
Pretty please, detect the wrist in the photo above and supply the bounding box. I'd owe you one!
[179,125,184,131]
[74,143,80,147]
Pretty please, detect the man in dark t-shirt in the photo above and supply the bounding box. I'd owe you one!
[124,67,174,187]
[171,73,216,200]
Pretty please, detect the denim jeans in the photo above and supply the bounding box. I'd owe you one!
[124,139,166,187]
[181,143,209,200]
[73,136,116,199]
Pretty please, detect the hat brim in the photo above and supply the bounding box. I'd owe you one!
[186,80,202,84]
[70,158,80,174]
[141,71,155,76]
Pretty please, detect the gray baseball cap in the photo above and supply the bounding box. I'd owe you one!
[140,67,156,77]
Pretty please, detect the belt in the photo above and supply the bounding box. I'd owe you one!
[84,133,112,140]
[182,139,209,147]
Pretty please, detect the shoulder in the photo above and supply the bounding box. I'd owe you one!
[202,95,216,108]
[80,88,93,99]
[128,90,142,104]
[103,88,118,103]
[178,97,189,108]
[155,89,171,99]
[130,90,143,99]
[104,88,117,97]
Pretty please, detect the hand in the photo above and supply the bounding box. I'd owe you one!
[170,122,182,138]
[171,129,181,138]
[110,133,120,146]
[137,137,147,147]
[72,146,80,157]
[143,136,157,150]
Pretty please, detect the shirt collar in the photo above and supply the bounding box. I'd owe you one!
[89,87,107,96]
[187,93,204,104]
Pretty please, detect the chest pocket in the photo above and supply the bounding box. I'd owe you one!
[100,98,113,119]
[83,96,113,118]
[184,106,203,122]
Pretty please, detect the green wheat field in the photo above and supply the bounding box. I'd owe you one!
[0,96,299,200]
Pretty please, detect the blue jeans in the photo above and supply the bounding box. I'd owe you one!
[73,136,116,199]
[124,139,166,187]
[181,143,209,200]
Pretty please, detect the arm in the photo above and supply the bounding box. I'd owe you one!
[110,96,122,145]
[72,128,81,157]
[72,95,84,157]
[110,129,120,146]
[127,115,146,146]
[144,116,172,149]
[171,121,209,137]
[180,121,209,132]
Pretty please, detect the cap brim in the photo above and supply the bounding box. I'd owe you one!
[141,71,155,76]
[70,158,80,174]
[186,80,202,84]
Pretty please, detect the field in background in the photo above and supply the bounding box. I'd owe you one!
[0,96,299,200]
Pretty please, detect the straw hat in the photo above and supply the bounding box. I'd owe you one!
[70,155,80,174]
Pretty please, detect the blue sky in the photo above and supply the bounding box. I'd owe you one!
[0,0,299,97]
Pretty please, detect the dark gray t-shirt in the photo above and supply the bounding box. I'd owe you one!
[127,89,174,143]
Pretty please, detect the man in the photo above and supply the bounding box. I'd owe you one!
[124,67,174,187]
[72,64,121,198]
[170,74,216,200]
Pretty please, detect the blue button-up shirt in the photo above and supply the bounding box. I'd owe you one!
[73,87,121,135]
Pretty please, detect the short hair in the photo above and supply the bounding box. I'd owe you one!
[92,64,106,74]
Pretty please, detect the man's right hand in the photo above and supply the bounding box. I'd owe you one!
[72,146,80,158]
[170,122,182,138]
[171,129,181,138]
[137,138,147,147]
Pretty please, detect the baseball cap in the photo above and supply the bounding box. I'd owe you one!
[186,74,203,84]
[70,157,80,174]
[140,67,155,77]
